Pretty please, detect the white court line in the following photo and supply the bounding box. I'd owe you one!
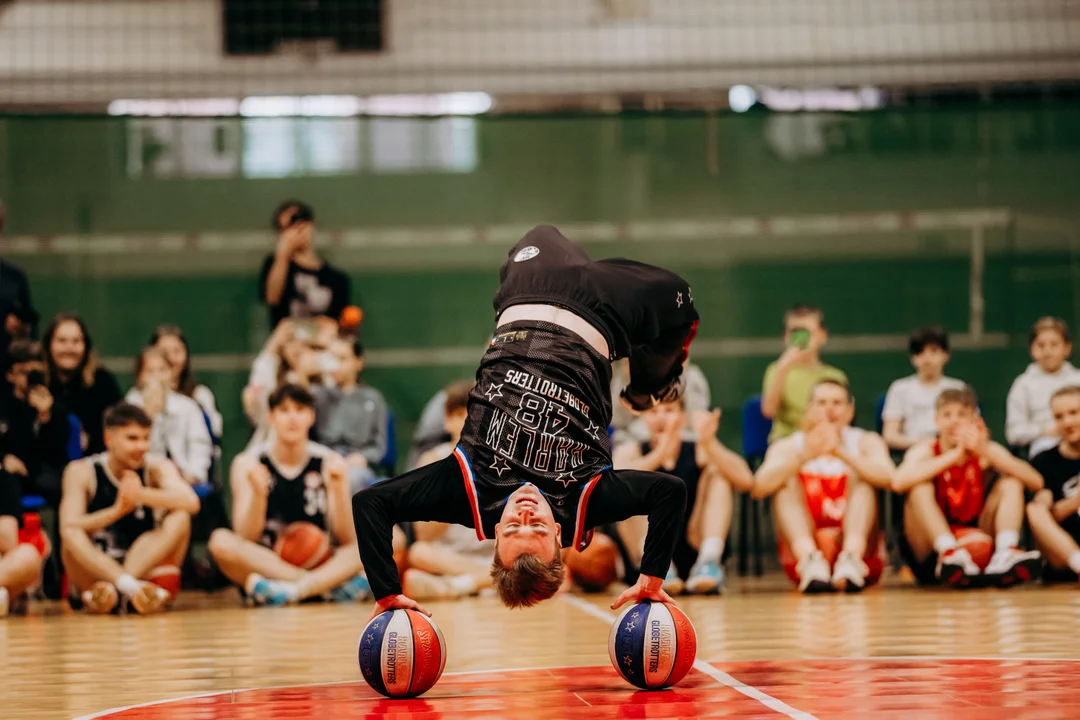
[561,595,819,720]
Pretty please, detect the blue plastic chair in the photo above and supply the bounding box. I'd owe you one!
[380,410,397,471]
[874,393,887,435]
[190,409,222,499]
[22,413,83,513]
[738,396,773,577]
[67,413,83,462]
[741,396,772,463]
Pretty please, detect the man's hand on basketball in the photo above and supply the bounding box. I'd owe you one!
[248,463,272,497]
[369,594,431,622]
[610,574,676,611]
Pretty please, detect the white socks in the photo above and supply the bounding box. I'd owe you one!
[115,574,142,597]
[933,534,959,554]
[995,531,1019,552]
[698,538,724,565]
[1067,551,1080,575]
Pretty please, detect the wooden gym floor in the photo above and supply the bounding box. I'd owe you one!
[4,573,1080,720]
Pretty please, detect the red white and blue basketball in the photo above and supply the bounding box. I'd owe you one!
[608,601,697,690]
[357,609,447,698]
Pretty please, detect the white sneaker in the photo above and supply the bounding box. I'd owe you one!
[936,547,981,588]
[403,570,475,600]
[796,550,833,594]
[831,551,869,593]
[661,565,684,596]
[984,548,1041,587]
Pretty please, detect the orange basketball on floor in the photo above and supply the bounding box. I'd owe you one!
[147,564,181,604]
[274,522,333,570]
[566,534,620,592]
[779,527,884,588]
[953,526,993,570]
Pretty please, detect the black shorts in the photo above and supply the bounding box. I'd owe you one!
[899,534,940,586]
[0,469,23,523]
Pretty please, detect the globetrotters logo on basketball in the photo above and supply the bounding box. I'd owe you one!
[647,619,673,673]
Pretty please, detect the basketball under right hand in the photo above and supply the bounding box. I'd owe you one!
[369,594,431,622]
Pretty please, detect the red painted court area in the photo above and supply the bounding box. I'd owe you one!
[85,659,1080,719]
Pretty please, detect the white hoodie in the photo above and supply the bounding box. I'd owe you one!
[125,387,214,484]
[1005,361,1080,456]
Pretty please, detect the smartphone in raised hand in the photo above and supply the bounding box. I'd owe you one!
[790,328,811,350]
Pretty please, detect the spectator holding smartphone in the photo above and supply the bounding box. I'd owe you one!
[258,200,352,331]
[0,340,71,509]
[761,304,847,444]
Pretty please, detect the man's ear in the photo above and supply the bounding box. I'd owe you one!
[554,523,562,545]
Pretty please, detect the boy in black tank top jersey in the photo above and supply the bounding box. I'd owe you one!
[208,384,381,606]
[613,398,753,596]
[58,403,199,615]
[1027,386,1080,582]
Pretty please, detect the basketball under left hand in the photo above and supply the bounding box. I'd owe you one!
[369,593,432,622]
[610,574,676,610]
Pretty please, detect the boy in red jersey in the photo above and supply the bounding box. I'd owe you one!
[753,380,894,593]
[895,387,1043,587]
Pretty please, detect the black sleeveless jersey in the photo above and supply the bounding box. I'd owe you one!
[457,320,615,546]
[87,453,156,557]
[641,441,701,522]
[258,442,333,547]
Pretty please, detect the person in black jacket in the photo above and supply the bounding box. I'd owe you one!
[1,340,71,509]
[0,202,40,371]
[354,225,699,618]
[0,340,66,615]
[43,314,122,455]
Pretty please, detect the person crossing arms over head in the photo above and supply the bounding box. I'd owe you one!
[761,305,847,444]
[753,380,895,593]
[208,384,374,606]
[895,387,1044,588]
[882,326,966,451]
[1006,317,1080,458]
[59,403,199,615]
[1026,386,1080,583]
[613,398,753,596]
